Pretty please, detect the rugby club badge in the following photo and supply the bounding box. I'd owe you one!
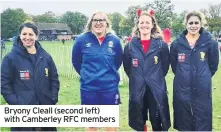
[154,56,158,64]
[108,41,114,48]
[45,68,49,77]
[200,52,205,61]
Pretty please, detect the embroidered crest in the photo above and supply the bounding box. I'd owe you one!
[45,68,49,77]
[200,52,205,61]
[20,70,30,80]
[108,41,114,48]
[154,56,158,64]
[178,53,186,62]
[132,59,139,67]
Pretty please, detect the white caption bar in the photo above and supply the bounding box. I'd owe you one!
[0,105,119,127]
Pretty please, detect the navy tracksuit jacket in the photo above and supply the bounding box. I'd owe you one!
[72,32,123,92]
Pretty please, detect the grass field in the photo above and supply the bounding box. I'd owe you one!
[1,41,221,131]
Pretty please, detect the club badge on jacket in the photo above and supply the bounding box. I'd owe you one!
[45,68,49,77]
[108,41,114,53]
[108,41,113,48]
[200,52,205,61]
[154,56,158,64]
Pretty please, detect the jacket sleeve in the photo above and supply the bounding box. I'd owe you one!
[1,55,18,105]
[72,37,82,75]
[48,55,60,104]
[161,41,170,77]
[123,43,131,77]
[114,39,123,70]
[208,40,219,76]
[169,41,178,74]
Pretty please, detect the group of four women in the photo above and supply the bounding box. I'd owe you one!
[1,9,219,131]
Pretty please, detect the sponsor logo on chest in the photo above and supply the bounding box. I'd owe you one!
[178,53,186,62]
[132,59,139,67]
[20,70,30,80]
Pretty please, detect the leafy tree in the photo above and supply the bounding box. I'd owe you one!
[207,3,221,18]
[119,18,132,36]
[148,0,174,29]
[170,11,187,37]
[32,11,58,23]
[201,4,221,34]
[1,8,29,38]
[60,11,88,34]
[108,12,124,35]
[123,0,174,35]
[125,5,142,29]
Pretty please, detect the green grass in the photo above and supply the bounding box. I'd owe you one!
[1,96,6,104]
[1,41,221,131]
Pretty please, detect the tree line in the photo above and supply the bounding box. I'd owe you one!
[1,0,221,39]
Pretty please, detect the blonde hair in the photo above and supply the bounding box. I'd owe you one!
[132,10,162,38]
[184,10,207,27]
[84,11,114,34]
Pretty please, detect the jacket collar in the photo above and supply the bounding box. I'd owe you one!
[131,36,160,47]
[12,38,44,58]
[87,31,112,38]
[177,28,212,48]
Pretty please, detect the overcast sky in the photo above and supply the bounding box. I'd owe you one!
[0,0,220,17]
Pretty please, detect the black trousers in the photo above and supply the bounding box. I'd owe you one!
[142,86,162,131]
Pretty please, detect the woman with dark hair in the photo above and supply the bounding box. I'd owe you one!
[1,22,60,131]
[170,10,219,131]
[123,9,171,131]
